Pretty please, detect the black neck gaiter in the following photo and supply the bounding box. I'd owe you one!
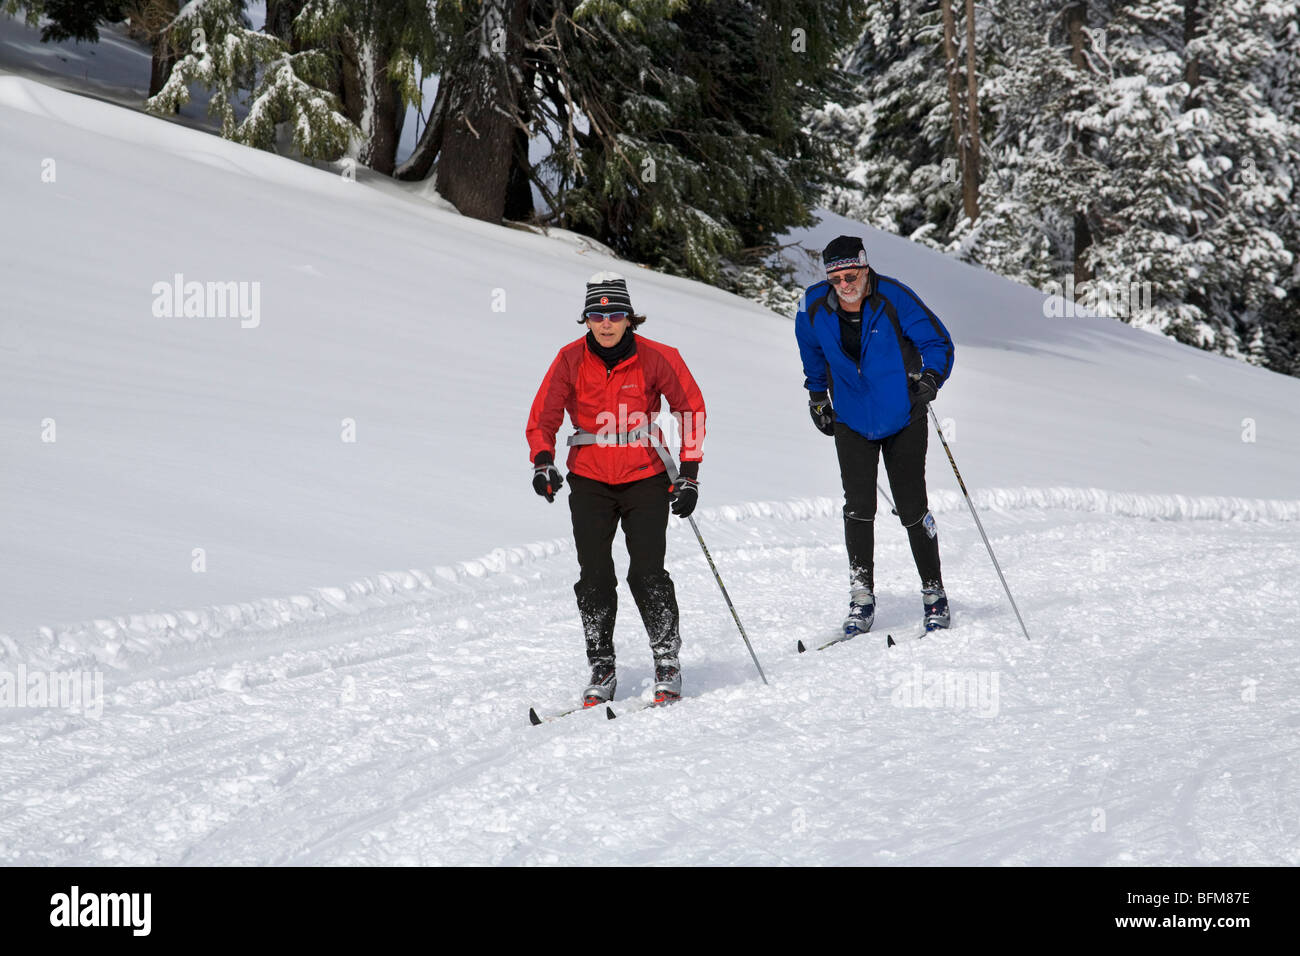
[586,329,637,370]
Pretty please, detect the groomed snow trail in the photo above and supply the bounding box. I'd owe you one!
[2,492,1298,865]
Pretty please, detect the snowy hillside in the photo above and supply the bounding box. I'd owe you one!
[5,76,1299,635]
[2,75,1299,865]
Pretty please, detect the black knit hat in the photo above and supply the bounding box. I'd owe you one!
[585,271,633,312]
[822,235,869,272]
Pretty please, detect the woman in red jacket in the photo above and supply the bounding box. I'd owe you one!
[526,272,707,707]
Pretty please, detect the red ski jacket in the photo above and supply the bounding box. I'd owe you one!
[526,335,706,485]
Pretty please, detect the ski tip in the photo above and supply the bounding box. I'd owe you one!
[528,707,542,726]
[605,705,616,720]
[796,640,806,654]
[886,634,895,647]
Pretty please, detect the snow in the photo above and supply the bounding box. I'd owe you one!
[0,8,228,133]
[0,9,152,108]
[2,74,1300,865]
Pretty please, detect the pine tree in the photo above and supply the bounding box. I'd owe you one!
[810,1,960,241]
[420,0,531,221]
[1080,0,1297,353]
[294,0,439,175]
[827,0,1300,374]
[3,0,126,41]
[1251,0,1300,375]
[528,0,853,282]
[146,0,357,161]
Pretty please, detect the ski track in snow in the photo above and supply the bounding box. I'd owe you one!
[2,490,1298,866]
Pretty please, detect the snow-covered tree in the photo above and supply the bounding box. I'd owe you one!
[809,2,959,242]
[529,0,854,281]
[146,0,357,160]
[293,0,438,175]
[826,0,1300,372]
[1250,1,1300,375]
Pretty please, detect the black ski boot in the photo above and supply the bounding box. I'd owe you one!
[922,582,950,631]
[575,576,618,706]
[629,570,684,704]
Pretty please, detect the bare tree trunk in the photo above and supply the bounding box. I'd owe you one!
[941,0,964,175]
[135,1,179,102]
[436,0,529,221]
[941,0,979,221]
[148,40,176,98]
[1067,1,1094,289]
[962,0,980,221]
[395,76,453,181]
[265,0,307,50]
[1184,0,1201,107]
[338,30,404,176]
[503,123,535,221]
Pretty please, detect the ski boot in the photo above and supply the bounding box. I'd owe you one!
[922,583,950,632]
[653,658,682,705]
[582,660,616,707]
[843,588,876,637]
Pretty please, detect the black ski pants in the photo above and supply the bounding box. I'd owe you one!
[568,471,681,668]
[833,407,942,591]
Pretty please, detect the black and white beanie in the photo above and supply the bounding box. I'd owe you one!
[822,235,869,273]
[585,271,634,312]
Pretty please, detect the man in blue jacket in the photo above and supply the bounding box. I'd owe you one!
[795,235,954,636]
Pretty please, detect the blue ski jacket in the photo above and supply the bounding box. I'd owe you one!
[795,271,954,440]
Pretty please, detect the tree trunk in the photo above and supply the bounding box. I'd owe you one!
[941,0,964,174]
[148,38,176,99]
[395,76,452,181]
[144,1,180,103]
[962,0,979,221]
[1067,2,1094,289]
[436,0,529,222]
[941,0,978,221]
[1184,0,1201,107]
[503,124,535,221]
[338,30,404,177]
[366,71,404,176]
[265,0,308,50]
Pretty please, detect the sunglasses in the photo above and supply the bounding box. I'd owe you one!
[585,311,629,323]
[828,272,862,286]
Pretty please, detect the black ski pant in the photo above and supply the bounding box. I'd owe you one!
[568,471,681,669]
[833,407,942,592]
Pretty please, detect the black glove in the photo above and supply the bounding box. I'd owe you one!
[909,369,943,404]
[808,391,835,436]
[532,451,563,502]
[670,461,699,518]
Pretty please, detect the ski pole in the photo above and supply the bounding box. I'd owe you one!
[926,403,1031,641]
[877,482,897,514]
[631,426,769,685]
[685,515,769,685]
